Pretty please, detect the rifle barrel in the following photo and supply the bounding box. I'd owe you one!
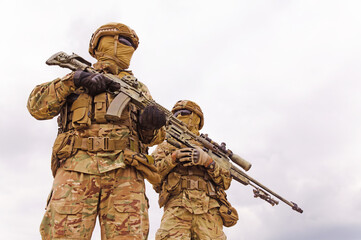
[231,165,303,213]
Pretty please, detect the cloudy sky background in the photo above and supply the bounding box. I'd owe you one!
[1,0,361,239]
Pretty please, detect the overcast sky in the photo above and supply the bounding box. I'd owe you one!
[1,0,361,239]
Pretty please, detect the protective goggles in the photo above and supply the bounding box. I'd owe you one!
[173,109,192,117]
[118,36,134,48]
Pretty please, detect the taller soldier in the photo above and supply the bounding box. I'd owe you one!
[27,23,166,240]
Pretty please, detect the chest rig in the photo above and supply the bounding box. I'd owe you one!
[57,90,146,154]
[174,165,217,197]
[163,141,218,196]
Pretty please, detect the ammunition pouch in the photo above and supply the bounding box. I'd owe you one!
[158,169,218,208]
[219,205,239,227]
[217,188,239,227]
[158,172,181,207]
[158,190,170,208]
[71,93,92,129]
[93,93,109,123]
[58,92,146,152]
[51,131,76,177]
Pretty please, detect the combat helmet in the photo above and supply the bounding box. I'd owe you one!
[89,22,139,57]
[172,100,204,130]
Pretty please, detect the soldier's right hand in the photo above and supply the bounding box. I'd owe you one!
[73,70,120,96]
[171,147,215,169]
[171,148,197,164]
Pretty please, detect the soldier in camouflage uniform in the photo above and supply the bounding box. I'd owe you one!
[27,22,166,240]
[152,100,238,240]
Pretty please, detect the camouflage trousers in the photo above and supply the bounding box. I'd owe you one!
[40,166,149,240]
[155,206,226,240]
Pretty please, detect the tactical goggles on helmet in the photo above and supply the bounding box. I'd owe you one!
[118,36,135,48]
[173,109,192,117]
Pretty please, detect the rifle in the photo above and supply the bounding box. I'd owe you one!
[46,51,303,214]
[165,119,303,214]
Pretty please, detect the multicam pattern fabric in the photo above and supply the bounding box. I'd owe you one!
[152,140,232,240]
[40,167,149,240]
[155,206,226,240]
[27,71,163,174]
[153,141,231,194]
[28,69,164,239]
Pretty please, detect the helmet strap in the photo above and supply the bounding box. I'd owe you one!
[114,35,118,56]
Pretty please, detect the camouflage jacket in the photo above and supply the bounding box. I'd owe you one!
[27,69,165,176]
[152,140,232,214]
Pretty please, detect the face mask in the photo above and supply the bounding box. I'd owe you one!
[96,35,135,69]
[177,113,201,135]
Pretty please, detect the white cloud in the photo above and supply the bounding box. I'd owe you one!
[1,0,361,239]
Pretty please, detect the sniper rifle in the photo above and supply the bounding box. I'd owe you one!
[46,51,303,214]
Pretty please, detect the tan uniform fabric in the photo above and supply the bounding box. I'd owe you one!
[152,140,232,240]
[156,207,226,240]
[28,66,164,239]
[40,166,149,240]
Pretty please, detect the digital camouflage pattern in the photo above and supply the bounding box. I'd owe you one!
[27,22,165,239]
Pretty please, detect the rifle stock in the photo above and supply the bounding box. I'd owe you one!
[46,51,303,214]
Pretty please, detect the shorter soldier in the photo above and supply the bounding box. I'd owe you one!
[152,100,238,240]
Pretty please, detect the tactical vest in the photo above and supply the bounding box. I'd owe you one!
[158,161,239,227]
[56,91,147,154]
[158,164,218,208]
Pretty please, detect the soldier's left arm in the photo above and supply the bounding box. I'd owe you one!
[206,161,232,190]
[136,82,166,146]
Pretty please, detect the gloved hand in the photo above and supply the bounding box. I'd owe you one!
[73,70,120,96]
[172,146,215,169]
[123,150,160,186]
[139,105,166,130]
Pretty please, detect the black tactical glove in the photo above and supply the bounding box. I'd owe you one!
[139,105,166,130]
[73,70,120,96]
